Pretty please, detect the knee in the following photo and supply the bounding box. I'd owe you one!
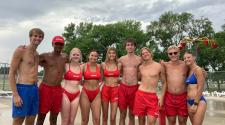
[103,113,108,121]
[110,116,116,123]
[36,117,45,125]
[129,113,134,119]
[13,118,24,125]
[178,119,187,125]
[120,112,126,119]
[93,117,100,124]
[82,118,89,124]
[61,118,69,125]
[50,117,57,125]
[168,119,176,125]
[69,120,75,125]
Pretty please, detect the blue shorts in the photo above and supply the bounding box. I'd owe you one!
[12,83,39,118]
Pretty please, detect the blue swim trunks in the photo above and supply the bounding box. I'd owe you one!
[12,83,39,118]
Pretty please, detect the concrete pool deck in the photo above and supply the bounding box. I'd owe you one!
[1,96,225,125]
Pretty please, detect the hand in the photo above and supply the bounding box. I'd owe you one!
[13,94,23,107]
[188,105,197,114]
[158,98,164,110]
[159,60,165,65]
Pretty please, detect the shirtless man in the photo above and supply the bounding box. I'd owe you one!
[133,47,166,125]
[9,28,44,125]
[36,36,68,125]
[118,38,142,125]
[163,45,188,125]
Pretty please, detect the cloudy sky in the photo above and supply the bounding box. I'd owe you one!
[0,0,225,64]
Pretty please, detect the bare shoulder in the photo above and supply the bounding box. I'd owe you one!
[101,62,106,67]
[195,66,203,74]
[61,53,68,58]
[135,55,141,60]
[179,60,186,65]
[39,52,50,59]
[80,63,85,68]
[97,63,101,68]
[154,61,161,67]
[118,55,126,61]
[164,61,170,66]
[12,45,27,58]
[139,63,144,69]
[16,45,26,53]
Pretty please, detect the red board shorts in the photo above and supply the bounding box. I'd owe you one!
[118,82,139,112]
[39,83,63,114]
[101,84,119,103]
[133,90,159,118]
[164,91,188,117]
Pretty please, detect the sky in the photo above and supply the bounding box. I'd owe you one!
[0,0,225,64]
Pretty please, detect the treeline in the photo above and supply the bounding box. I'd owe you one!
[62,11,225,71]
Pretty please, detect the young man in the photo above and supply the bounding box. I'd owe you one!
[36,36,68,125]
[9,28,44,125]
[118,38,142,125]
[133,47,167,125]
[163,45,188,125]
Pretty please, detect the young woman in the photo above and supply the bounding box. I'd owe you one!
[61,48,82,125]
[184,51,207,125]
[101,47,121,125]
[80,50,101,125]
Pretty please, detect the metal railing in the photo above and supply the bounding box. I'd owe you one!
[1,63,225,91]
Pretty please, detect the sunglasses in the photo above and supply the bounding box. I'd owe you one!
[168,52,178,55]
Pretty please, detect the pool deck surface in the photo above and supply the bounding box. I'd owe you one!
[1,96,225,125]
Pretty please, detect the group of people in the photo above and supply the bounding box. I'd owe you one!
[9,28,207,125]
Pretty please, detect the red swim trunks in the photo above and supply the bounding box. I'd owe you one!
[39,83,63,114]
[82,87,100,102]
[164,91,188,117]
[101,84,119,103]
[133,90,159,118]
[118,82,139,112]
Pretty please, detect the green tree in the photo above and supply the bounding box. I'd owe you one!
[146,11,215,61]
[63,20,149,62]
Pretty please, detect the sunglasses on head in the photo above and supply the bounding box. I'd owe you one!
[168,52,178,55]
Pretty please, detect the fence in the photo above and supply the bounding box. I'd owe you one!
[1,63,225,91]
[0,63,10,91]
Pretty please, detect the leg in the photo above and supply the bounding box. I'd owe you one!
[138,116,145,125]
[25,116,36,125]
[13,117,25,125]
[36,113,46,125]
[61,93,71,125]
[49,112,59,125]
[119,109,127,125]
[128,109,135,125]
[91,94,101,125]
[167,116,176,125]
[110,102,118,125]
[178,116,187,125]
[102,100,109,125]
[80,90,91,125]
[191,102,207,125]
[69,96,80,125]
[147,115,157,125]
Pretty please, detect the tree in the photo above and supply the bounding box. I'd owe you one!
[146,11,215,61]
[63,20,149,62]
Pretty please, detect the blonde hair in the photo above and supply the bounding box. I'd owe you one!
[70,48,82,62]
[105,47,118,64]
[140,47,153,57]
[167,45,180,52]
